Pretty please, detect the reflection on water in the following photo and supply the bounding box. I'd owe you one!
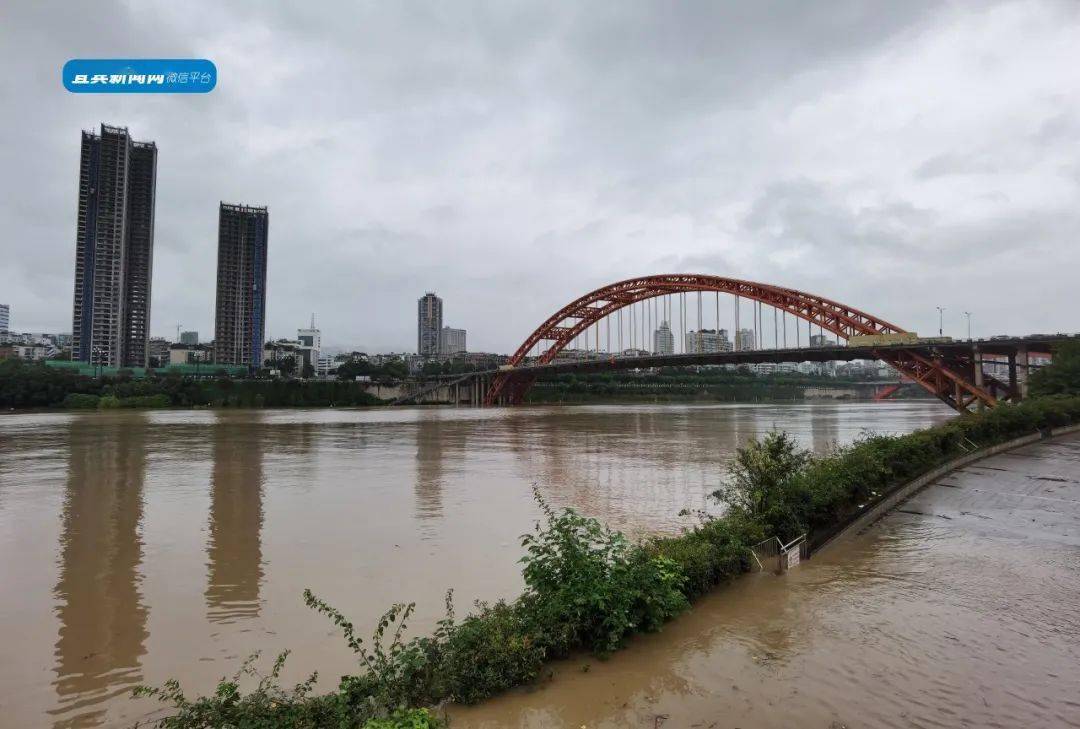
[0,402,954,727]
[51,416,149,728]
[205,412,265,624]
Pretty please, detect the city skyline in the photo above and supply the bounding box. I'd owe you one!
[3,2,1080,354]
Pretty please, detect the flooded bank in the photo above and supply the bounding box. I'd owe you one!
[452,433,1080,729]
[0,402,951,727]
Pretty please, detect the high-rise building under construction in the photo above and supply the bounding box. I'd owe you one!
[71,124,158,367]
[214,203,269,368]
[417,292,443,357]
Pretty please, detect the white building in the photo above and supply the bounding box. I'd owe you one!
[7,344,47,360]
[439,326,467,355]
[735,328,755,351]
[298,325,321,374]
[654,321,675,354]
[0,304,8,336]
[317,353,336,377]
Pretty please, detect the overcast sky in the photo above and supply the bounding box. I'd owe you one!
[2,1,1078,353]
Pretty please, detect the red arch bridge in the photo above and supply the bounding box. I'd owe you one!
[398,274,1067,412]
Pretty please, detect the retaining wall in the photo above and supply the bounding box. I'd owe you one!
[812,422,1080,556]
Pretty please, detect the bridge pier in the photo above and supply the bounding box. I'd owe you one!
[1016,346,1029,400]
[973,345,985,411]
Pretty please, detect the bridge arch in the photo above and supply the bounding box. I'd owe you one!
[484,273,998,411]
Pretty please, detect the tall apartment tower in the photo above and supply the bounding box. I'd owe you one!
[214,203,269,369]
[654,321,674,355]
[72,124,158,367]
[0,304,9,336]
[417,292,443,357]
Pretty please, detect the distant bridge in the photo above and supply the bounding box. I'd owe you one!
[395,336,1061,410]
[400,274,1069,412]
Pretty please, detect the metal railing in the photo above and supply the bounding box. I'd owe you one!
[750,534,807,574]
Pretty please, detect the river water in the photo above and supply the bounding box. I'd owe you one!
[0,401,971,727]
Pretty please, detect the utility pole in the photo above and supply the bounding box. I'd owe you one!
[964,311,972,341]
[937,307,945,337]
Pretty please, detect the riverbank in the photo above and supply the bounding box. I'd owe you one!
[453,428,1080,728]
[524,370,922,405]
[0,359,383,409]
[128,394,1080,728]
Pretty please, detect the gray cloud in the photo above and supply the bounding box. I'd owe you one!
[1,0,1078,351]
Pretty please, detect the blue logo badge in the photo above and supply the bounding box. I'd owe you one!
[63,59,217,93]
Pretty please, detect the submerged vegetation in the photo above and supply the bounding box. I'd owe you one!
[132,389,1080,728]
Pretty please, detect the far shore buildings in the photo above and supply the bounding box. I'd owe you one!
[214,203,269,369]
[417,293,469,358]
[653,321,674,355]
[439,326,466,355]
[71,124,158,368]
[685,328,732,355]
[417,292,443,357]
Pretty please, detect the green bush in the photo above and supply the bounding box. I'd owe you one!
[62,393,100,409]
[1030,340,1080,397]
[435,599,545,703]
[519,488,688,656]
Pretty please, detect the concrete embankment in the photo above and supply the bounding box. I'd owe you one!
[814,422,1080,555]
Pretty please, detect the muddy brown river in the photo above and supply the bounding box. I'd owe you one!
[4,403,1076,728]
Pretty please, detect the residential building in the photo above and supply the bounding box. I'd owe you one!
[653,321,674,355]
[317,353,335,377]
[148,337,170,366]
[735,328,755,351]
[263,339,304,374]
[417,292,443,357]
[180,331,199,345]
[297,324,321,375]
[684,328,732,354]
[214,203,269,368]
[439,326,466,355]
[0,304,8,336]
[9,344,49,361]
[169,343,211,366]
[71,124,158,368]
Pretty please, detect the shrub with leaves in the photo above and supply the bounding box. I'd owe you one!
[520,487,688,655]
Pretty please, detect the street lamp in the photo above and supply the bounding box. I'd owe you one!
[936,306,945,338]
[964,311,972,341]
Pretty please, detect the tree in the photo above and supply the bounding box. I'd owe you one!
[266,357,296,377]
[1030,340,1080,397]
[302,362,315,379]
[712,431,809,522]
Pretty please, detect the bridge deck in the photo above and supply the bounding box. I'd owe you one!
[420,336,1068,382]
